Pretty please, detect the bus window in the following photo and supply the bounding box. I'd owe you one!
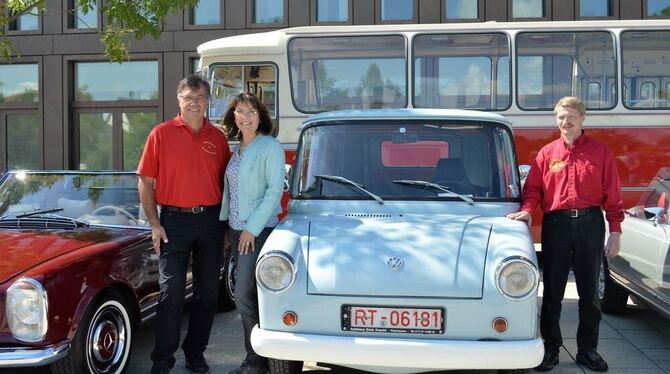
[413,33,510,110]
[288,35,406,112]
[516,31,616,110]
[622,30,670,109]
[208,64,277,120]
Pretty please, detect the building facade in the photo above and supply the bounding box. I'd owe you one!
[1,0,669,171]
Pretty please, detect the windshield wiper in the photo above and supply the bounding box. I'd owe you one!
[315,174,384,204]
[14,208,65,218]
[392,179,474,205]
[13,208,89,227]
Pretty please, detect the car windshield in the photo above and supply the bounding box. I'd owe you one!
[293,120,520,200]
[0,172,148,228]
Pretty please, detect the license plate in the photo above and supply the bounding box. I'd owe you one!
[341,305,444,334]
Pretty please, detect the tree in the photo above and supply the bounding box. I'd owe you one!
[1,0,199,63]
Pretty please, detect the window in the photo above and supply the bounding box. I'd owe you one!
[314,0,349,23]
[209,64,278,120]
[379,0,415,21]
[67,0,98,29]
[188,0,221,25]
[250,0,285,24]
[71,59,159,170]
[75,61,158,101]
[288,36,406,112]
[646,0,670,17]
[511,0,545,18]
[9,7,39,32]
[621,31,670,109]
[579,0,613,17]
[5,113,41,170]
[516,32,616,110]
[413,33,510,110]
[0,64,39,103]
[445,0,478,19]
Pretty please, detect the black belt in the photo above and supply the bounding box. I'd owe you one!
[162,204,220,214]
[546,206,601,218]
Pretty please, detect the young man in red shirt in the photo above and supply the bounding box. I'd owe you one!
[138,74,231,374]
[508,96,624,372]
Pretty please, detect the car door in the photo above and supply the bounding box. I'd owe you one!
[615,178,670,299]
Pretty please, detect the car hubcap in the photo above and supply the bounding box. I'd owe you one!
[87,303,128,373]
[227,255,237,302]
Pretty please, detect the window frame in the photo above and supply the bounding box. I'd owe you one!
[246,0,288,28]
[0,57,42,110]
[1,110,44,171]
[507,0,551,21]
[575,0,619,20]
[375,0,418,24]
[6,6,42,35]
[643,0,670,18]
[63,0,102,33]
[441,0,485,23]
[65,54,162,170]
[310,0,353,25]
[184,0,225,29]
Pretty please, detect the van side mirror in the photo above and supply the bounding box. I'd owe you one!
[519,164,531,188]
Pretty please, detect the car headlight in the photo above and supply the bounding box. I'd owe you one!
[495,256,539,300]
[6,278,48,342]
[256,251,296,293]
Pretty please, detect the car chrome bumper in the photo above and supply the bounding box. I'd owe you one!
[0,340,70,367]
[252,326,544,371]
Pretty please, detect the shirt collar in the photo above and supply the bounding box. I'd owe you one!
[172,114,215,134]
[563,131,587,149]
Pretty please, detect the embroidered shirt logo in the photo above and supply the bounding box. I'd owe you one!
[201,141,217,155]
[549,159,565,173]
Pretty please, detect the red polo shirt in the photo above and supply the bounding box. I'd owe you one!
[137,115,231,208]
[521,133,624,232]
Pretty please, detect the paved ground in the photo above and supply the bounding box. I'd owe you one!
[3,274,669,373]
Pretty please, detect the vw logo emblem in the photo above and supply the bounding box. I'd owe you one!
[387,257,404,271]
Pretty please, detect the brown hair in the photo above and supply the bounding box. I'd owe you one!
[221,92,276,140]
[176,74,210,99]
[554,96,586,116]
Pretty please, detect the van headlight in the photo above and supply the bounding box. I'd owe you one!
[496,256,539,300]
[256,251,296,293]
[6,278,48,342]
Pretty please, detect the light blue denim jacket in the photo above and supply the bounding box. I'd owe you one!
[219,134,285,236]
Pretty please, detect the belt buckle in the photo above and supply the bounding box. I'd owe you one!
[570,209,579,218]
[191,206,202,214]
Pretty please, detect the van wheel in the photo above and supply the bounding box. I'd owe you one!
[268,359,304,374]
[600,260,629,314]
[218,247,236,312]
[51,291,133,374]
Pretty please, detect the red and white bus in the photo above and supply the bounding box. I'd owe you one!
[197,20,670,238]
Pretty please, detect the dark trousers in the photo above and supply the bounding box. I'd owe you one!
[229,227,273,366]
[151,208,224,367]
[540,210,605,355]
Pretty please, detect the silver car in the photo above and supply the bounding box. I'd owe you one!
[602,168,670,318]
[250,109,543,374]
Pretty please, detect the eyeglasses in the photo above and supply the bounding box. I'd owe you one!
[234,109,259,117]
[178,95,207,104]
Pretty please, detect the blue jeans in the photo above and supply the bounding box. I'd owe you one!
[229,226,273,366]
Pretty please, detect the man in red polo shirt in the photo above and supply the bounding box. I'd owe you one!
[138,74,231,374]
[507,96,624,373]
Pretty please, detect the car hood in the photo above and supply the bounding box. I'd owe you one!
[0,229,122,284]
[307,214,491,298]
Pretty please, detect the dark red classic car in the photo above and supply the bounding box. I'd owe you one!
[0,171,234,373]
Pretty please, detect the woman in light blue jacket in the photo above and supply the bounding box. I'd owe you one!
[220,92,284,374]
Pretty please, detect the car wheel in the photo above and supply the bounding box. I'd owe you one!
[600,259,629,314]
[51,291,133,374]
[268,359,304,374]
[218,247,236,312]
